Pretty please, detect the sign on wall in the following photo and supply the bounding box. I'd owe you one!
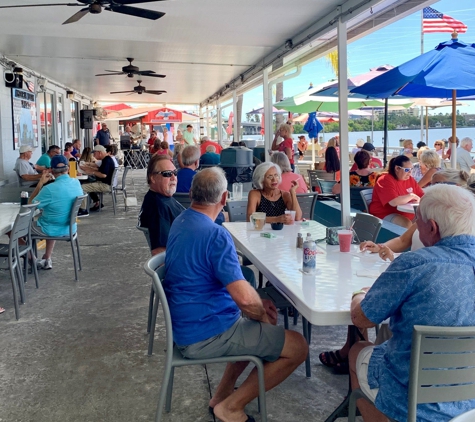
[12,88,38,150]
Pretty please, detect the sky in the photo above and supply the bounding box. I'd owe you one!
[240,0,475,117]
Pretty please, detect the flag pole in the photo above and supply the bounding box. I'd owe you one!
[420,10,425,144]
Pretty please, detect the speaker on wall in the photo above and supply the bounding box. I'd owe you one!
[80,109,94,129]
[5,73,23,88]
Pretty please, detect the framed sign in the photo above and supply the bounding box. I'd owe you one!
[12,88,38,150]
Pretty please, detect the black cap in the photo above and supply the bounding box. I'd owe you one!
[362,142,375,152]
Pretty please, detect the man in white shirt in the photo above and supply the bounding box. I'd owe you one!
[14,145,42,186]
[456,137,475,174]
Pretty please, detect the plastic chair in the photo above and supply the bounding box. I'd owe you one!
[32,195,87,281]
[144,253,267,422]
[307,170,321,192]
[0,210,32,319]
[225,200,248,222]
[313,169,336,181]
[360,189,374,213]
[353,213,382,242]
[296,192,318,220]
[86,167,120,215]
[113,166,130,210]
[348,325,475,422]
[172,192,192,209]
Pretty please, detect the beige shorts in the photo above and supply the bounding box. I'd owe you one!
[356,345,379,402]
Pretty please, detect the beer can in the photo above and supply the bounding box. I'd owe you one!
[302,233,317,274]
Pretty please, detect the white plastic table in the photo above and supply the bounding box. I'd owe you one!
[223,221,388,327]
[0,203,20,236]
[397,203,419,214]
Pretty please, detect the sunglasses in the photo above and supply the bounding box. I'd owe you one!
[153,169,178,178]
[396,165,411,173]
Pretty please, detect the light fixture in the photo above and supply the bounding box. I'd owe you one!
[66,90,74,100]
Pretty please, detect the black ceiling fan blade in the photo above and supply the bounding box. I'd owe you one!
[95,72,125,76]
[63,7,89,24]
[114,0,167,4]
[0,3,81,9]
[107,4,165,20]
[110,90,135,94]
[145,90,166,95]
[139,71,166,78]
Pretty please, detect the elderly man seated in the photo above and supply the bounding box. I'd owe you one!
[176,145,200,193]
[165,167,308,422]
[14,145,42,186]
[200,135,223,155]
[349,184,475,422]
[200,145,220,166]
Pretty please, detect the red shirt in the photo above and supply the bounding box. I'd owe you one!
[279,138,294,164]
[200,141,223,156]
[350,157,383,171]
[369,173,424,220]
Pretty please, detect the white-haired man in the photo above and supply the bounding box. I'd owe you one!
[200,135,223,155]
[200,145,220,166]
[14,145,42,186]
[165,167,307,422]
[349,184,475,422]
[456,137,475,174]
[176,145,200,193]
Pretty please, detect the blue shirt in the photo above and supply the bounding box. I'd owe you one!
[36,153,51,168]
[164,208,242,346]
[34,175,84,236]
[176,168,196,193]
[361,235,475,422]
[95,129,110,146]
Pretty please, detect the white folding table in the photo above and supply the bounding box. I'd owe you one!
[0,203,21,236]
[224,220,388,421]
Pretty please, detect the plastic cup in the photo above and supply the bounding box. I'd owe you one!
[250,212,266,230]
[337,230,353,252]
[285,210,296,224]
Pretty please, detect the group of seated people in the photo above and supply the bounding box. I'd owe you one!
[138,144,475,421]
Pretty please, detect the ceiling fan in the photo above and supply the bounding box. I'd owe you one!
[96,57,166,78]
[110,80,166,95]
[0,1,166,25]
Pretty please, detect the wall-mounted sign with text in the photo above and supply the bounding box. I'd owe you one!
[12,88,38,150]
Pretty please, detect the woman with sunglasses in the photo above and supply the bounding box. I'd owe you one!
[433,140,445,157]
[369,155,424,228]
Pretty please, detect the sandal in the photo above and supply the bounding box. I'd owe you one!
[0,307,5,314]
[318,350,347,368]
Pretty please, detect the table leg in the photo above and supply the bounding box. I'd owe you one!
[302,317,312,378]
[323,325,361,422]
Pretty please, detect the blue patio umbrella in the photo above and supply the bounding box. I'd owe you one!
[303,112,323,140]
[352,35,475,166]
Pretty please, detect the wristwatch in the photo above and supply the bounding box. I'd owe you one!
[352,289,367,300]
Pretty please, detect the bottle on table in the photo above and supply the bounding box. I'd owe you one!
[302,233,317,274]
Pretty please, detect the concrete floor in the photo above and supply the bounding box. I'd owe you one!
[0,169,363,422]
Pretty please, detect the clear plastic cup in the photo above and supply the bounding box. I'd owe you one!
[285,210,296,224]
[338,229,353,252]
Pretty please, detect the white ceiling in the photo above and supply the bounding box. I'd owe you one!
[0,0,430,105]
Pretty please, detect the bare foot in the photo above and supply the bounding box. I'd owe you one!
[209,385,235,409]
[213,401,249,422]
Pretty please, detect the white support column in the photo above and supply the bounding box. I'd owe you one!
[263,67,272,162]
[337,12,351,227]
[206,106,210,139]
[233,90,238,143]
[216,100,222,142]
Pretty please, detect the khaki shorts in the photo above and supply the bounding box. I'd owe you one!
[177,317,286,363]
[31,221,47,237]
[356,345,379,402]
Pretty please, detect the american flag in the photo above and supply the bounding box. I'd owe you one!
[423,7,467,33]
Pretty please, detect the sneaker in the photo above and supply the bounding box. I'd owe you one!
[36,258,52,270]
[77,208,89,217]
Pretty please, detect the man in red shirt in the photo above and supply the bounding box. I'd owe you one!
[350,142,382,171]
[200,136,223,156]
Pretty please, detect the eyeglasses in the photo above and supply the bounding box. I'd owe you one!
[396,166,411,173]
[265,174,279,180]
[153,169,178,178]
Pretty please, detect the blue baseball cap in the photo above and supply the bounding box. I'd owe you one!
[51,154,69,170]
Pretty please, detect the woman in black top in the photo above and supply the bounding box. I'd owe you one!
[246,162,302,224]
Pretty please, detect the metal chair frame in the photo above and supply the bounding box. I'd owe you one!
[144,253,267,422]
[113,166,131,211]
[352,212,382,243]
[296,192,318,220]
[172,192,192,209]
[360,189,374,214]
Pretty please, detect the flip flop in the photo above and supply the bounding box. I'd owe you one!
[333,361,350,375]
[208,407,255,422]
[0,307,5,314]
[318,350,347,368]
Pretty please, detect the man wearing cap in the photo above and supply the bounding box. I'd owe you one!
[14,145,42,186]
[94,123,111,147]
[297,135,308,161]
[36,145,60,171]
[29,155,83,270]
[78,145,116,215]
[350,142,382,171]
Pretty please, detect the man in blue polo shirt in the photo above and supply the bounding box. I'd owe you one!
[94,123,111,146]
[165,167,307,422]
[29,155,83,270]
[36,145,60,171]
[176,145,200,192]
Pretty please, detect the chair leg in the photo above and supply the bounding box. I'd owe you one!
[283,308,289,329]
[348,388,370,422]
[255,360,267,422]
[30,250,40,289]
[165,367,175,412]
[71,239,79,282]
[111,191,117,215]
[147,285,155,333]
[73,237,82,272]
[99,193,103,212]
[15,261,26,304]
[258,272,264,289]
[155,363,173,422]
[293,308,299,325]
[148,289,159,356]
[9,263,21,320]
